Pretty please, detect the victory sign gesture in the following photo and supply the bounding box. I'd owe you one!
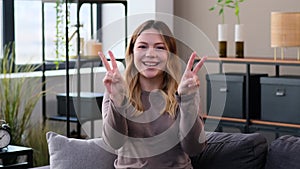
[98,51,127,106]
[177,52,207,96]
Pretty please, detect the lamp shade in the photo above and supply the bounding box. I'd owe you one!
[271,12,300,47]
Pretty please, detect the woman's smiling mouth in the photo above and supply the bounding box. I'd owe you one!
[143,61,159,67]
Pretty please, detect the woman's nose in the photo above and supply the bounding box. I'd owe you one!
[145,47,156,57]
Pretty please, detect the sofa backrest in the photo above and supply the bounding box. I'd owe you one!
[265,135,300,169]
[190,132,268,169]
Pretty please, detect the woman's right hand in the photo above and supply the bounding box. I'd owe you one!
[98,51,127,106]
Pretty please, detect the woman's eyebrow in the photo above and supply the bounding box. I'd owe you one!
[136,41,165,45]
[155,42,165,45]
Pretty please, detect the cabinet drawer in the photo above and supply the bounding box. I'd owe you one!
[207,73,266,119]
[261,76,300,124]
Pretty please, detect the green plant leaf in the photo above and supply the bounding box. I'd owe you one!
[209,0,235,24]
[209,6,216,11]
[219,8,224,16]
[235,7,240,16]
[225,0,234,4]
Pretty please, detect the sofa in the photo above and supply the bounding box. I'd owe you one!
[31,131,300,169]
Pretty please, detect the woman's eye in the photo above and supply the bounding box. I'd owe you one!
[156,46,166,50]
[138,45,147,49]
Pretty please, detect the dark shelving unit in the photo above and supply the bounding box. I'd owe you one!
[204,57,300,137]
[42,0,127,138]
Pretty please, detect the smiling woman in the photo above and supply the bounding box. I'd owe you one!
[98,20,207,169]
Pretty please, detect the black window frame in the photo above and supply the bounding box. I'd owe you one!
[2,0,103,71]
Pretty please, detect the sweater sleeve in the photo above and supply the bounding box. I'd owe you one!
[176,90,206,156]
[102,92,129,150]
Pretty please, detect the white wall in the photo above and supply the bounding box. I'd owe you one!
[128,0,173,34]
[174,0,300,58]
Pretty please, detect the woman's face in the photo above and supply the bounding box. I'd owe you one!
[133,28,168,79]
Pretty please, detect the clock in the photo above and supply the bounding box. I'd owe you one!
[0,121,11,149]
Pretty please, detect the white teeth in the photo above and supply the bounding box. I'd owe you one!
[144,62,158,66]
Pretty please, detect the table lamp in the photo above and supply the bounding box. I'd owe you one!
[271,12,300,60]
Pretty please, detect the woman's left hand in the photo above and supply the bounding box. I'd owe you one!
[177,52,207,95]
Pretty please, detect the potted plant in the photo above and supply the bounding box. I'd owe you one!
[0,42,44,146]
[209,0,234,58]
[232,0,245,58]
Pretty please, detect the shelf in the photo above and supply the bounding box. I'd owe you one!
[48,115,101,123]
[70,57,101,62]
[47,116,79,123]
[203,115,247,123]
[204,57,300,135]
[41,0,127,138]
[203,115,247,132]
[251,120,300,129]
[205,56,300,66]
[204,115,300,129]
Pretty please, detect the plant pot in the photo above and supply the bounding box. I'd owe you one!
[235,24,244,58]
[218,24,228,58]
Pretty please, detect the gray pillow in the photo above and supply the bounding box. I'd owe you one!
[46,131,117,169]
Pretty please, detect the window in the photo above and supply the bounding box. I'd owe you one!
[8,0,126,66]
[15,0,41,64]
[14,0,96,65]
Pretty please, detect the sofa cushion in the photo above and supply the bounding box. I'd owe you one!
[46,131,117,169]
[265,135,300,169]
[190,132,268,169]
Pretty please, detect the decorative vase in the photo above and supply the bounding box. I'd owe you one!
[235,24,244,58]
[218,24,228,58]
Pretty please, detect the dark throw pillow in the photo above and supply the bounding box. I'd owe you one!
[265,135,300,169]
[190,132,268,169]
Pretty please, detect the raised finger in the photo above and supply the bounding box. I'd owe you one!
[98,51,112,71]
[108,50,118,70]
[193,56,207,74]
[185,52,197,72]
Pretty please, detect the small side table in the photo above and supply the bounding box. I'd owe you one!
[0,145,33,168]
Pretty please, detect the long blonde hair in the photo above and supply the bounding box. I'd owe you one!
[124,20,182,117]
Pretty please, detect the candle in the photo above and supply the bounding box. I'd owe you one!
[85,40,102,58]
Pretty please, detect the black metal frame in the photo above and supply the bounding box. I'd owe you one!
[2,0,14,47]
[42,0,127,138]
